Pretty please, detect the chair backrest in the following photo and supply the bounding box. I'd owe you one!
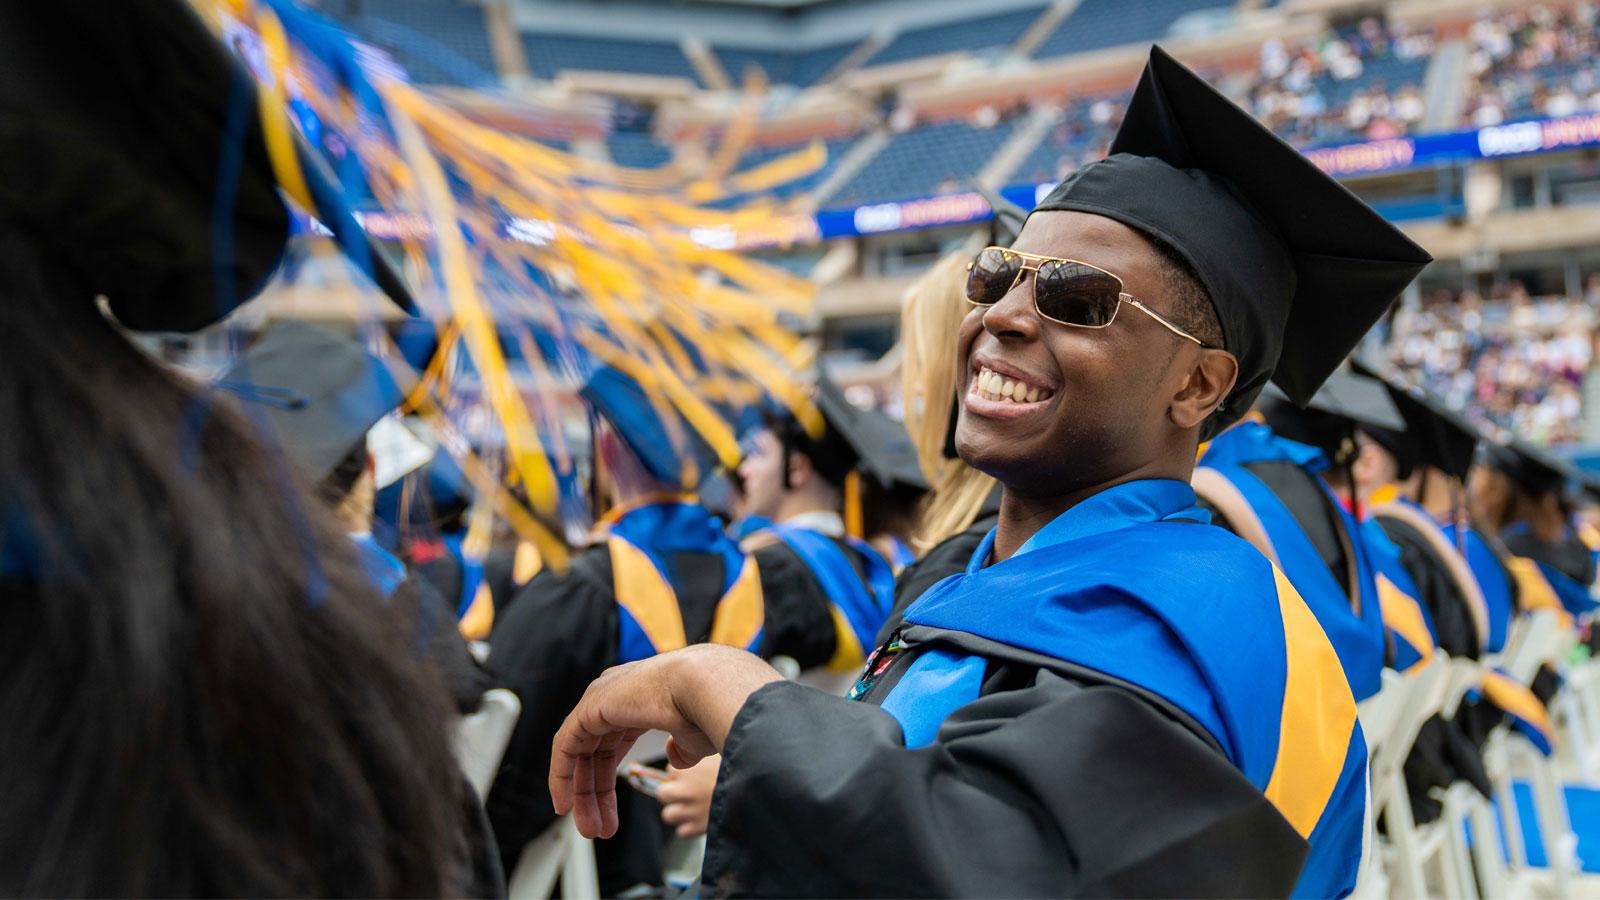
[1505,611,1561,685]
[1358,668,1408,759]
[455,688,522,798]
[1192,467,1280,565]
[507,816,599,900]
[1441,657,1485,718]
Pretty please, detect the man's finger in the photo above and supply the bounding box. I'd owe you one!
[549,712,603,813]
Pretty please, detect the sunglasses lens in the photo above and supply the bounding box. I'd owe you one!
[1034,260,1123,327]
[966,248,1020,305]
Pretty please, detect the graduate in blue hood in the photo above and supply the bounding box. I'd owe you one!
[485,366,850,891]
[546,47,1430,898]
[1198,372,1422,696]
[1473,439,1598,620]
[1353,369,1503,658]
[733,371,905,676]
[1352,372,1564,814]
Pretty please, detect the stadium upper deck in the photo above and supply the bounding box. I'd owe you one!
[318,0,1595,216]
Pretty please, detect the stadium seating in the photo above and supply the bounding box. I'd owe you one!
[1010,95,1125,185]
[523,33,702,84]
[714,41,862,88]
[828,117,1021,207]
[1031,0,1218,59]
[862,5,1046,68]
[724,138,856,202]
[607,131,674,169]
[324,0,498,87]
[752,247,827,277]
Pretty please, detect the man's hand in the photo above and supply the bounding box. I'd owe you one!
[658,756,722,838]
[549,644,781,839]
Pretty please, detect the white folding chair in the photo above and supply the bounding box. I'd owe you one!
[455,688,523,798]
[1352,670,1411,900]
[1470,611,1581,898]
[507,816,600,900]
[1371,655,1456,900]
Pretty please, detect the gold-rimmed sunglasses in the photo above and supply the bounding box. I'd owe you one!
[964,246,1212,348]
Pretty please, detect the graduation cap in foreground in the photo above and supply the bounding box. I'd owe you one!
[219,321,409,486]
[1260,370,1403,466]
[1030,47,1432,434]
[581,366,716,491]
[1351,361,1480,482]
[1481,439,1576,499]
[0,0,415,334]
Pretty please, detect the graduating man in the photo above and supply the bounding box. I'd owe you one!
[489,366,886,889]
[485,366,762,889]
[1352,373,1498,658]
[734,373,902,676]
[548,48,1430,897]
[1198,373,1426,689]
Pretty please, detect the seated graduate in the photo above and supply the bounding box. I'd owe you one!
[0,0,485,892]
[1472,440,1599,619]
[1352,373,1496,659]
[1353,373,1561,810]
[735,372,902,676]
[400,453,500,638]
[486,366,806,889]
[1196,372,1414,696]
[218,321,492,714]
[548,47,1431,898]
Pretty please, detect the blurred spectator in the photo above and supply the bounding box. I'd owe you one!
[1465,3,1600,126]
[1388,281,1595,446]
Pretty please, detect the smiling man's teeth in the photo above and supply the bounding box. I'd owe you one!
[974,367,1052,404]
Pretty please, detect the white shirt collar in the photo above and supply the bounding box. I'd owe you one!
[780,509,845,537]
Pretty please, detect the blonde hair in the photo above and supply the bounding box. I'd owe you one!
[899,250,997,549]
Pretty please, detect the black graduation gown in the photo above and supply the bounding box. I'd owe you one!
[877,514,996,646]
[1503,529,1596,587]
[392,572,495,714]
[487,535,863,890]
[1240,460,1354,597]
[749,534,885,671]
[1374,517,1478,658]
[704,668,1305,897]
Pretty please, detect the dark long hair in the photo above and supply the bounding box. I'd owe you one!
[0,223,467,896]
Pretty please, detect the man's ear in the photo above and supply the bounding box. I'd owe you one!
[1170,349,1238,430]
[786,451,815,491]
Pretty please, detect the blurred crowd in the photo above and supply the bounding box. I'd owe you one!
[1246,17,1434,147]
[1386,280,1599,446]
[1465,3,1600,126]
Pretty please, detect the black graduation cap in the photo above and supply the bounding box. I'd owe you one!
[1482,440,1575,499]
[1031,47,1432,433]
[1576,469,1600,506]
[580,366,716,491]
[1351,361,1480,481]
[219,321,408,485]
[1260,370,1403,467]
[0,0,414,334]
[814,370,927,491]
[975,184,1027,247]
